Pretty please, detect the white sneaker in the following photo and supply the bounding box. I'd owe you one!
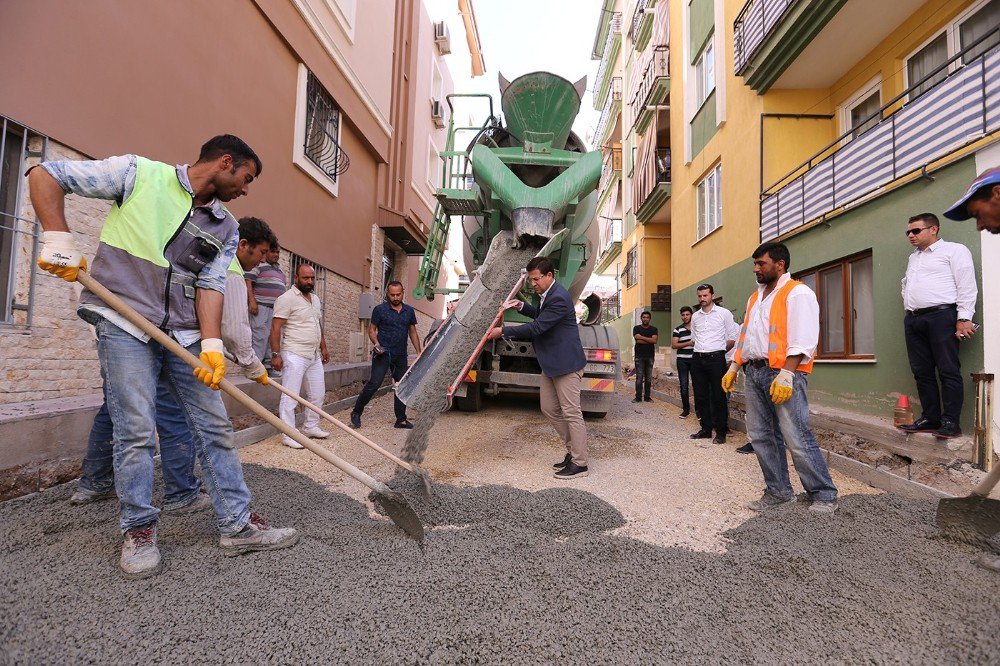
[219,513,300,556]
[119,523,164,579]
[281,436,304,449]
[300,427,329,439]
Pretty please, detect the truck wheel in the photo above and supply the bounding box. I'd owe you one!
[454,384,482,412]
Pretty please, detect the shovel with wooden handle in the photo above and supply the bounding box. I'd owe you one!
[76,270,424,542]
[268,380,434,500]
[935,463,1000,547]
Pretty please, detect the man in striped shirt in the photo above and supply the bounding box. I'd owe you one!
[671,306,694,418]
[246,240,287,373]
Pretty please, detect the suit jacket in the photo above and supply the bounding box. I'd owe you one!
[503,281,586,377]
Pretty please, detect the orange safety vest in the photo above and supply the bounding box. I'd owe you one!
[733,279,814,374]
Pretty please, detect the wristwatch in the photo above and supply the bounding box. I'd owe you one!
[271,351,281,359]
[958,318,970,322]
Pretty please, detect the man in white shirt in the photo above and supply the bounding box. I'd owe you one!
[724,241,838,513]
[689,284,739,443]
[269,264,331,448]
[899,213,977,439]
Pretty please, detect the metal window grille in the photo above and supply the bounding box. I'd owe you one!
[304,71,348,182]
[1,115,46,327]
[623,246,638,288]
[288,251,328,326]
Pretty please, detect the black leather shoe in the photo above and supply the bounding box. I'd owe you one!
[632,397,642,403]
[899,418,940,433]
[643,397,653,402]
[394,420,414,429]
[679,411,690,419]
[934,420,962,439]
[553,462,589,479]
[350,412,361,428]
[552,453,572,470]
[736,443,754,454]
[690,430,712,439]
[713,434,727,444]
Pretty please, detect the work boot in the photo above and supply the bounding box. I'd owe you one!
[933,420,962,439]
[163,491,213,515]
[553,462,589,480]
[120,523,164,580]
[70,486,116,505]
[219,513,300,557]
[808,500,839,514]
[746,492,794,512]
[301,427,329,439]
[281,436,304,449]
[690,430,712,439]
[552,453,572,470]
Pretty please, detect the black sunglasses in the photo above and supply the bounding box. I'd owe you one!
[905,227,931,236]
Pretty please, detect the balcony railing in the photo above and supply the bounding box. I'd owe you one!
[734,0,796,75]
[628,0,655,47]
[630,47,669,134]
[599,145,623,194]
[760,32,1000,242]
[635,144,671,221]
[594,77,622,146]
[594,12,623,109]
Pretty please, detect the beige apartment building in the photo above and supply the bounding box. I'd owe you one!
[0,0,483,495]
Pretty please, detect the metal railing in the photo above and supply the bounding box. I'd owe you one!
[635,143,670,214]
[594,77,622,146]
[601,293,621,324]
[733,0,796,74]
[629,47,669,126]
[304,71,350,181]
[628,0,655,45]
[0,115,46,329]
[594,12,623,105]
[599,146,623,194]
[761,31,1000,242]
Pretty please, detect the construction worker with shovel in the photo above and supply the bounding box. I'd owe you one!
[28,135,299,579]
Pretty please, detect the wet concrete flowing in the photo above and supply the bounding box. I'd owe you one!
[1,457,998,664]
[399,231,537,464]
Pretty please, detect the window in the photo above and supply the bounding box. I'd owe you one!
[694,36,715,108]
[289,252,328,325]
[795,252,874,359]
[427,140,441,192]
[293,65,348,197]
[696,163,722,239]
[844,85,882,140]
[623,246,638,288]
[905,0,1000,100]
[1,117,43,326]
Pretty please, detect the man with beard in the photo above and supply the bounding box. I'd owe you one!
[723,241,839,514]
[270,263,331,447]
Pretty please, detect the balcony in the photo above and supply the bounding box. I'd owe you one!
[628,0,656,50]
[599,145,622,195]
[635,147,671,225]
[630,47,669,135]
[760,36,1000,242]
[593,12,623,110]
[594,77,622,147]
[596,218,623,274]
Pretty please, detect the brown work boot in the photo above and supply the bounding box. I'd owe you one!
[120,523,164,580]
[219,513,300,557]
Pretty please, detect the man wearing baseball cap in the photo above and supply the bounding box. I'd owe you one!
[944,166,1000,233]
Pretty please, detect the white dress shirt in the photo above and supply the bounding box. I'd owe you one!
[739,273,819,362]
[901,239,977,320]
[690,303,739,353]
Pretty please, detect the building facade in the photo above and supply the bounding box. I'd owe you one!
[667,0,997,427]
[0,0,482,405]
[592,0,674,364]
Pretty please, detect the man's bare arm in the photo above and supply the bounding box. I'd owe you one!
[195,289,224,340]
[28,168,70,232]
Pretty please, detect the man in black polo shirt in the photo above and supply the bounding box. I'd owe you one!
[633,311,658,403]
[351,280,422,429]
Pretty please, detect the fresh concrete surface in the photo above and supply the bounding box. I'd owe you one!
[1,391,997,663]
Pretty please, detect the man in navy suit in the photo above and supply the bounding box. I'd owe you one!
[487,257,590,479]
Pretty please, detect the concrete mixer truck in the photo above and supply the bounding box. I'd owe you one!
[405,71,621,417]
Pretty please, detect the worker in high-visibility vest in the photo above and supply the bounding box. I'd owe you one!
[723,241,839,514]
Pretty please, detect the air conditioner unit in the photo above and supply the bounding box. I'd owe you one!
[431,99,446,128]
[433,21,451,55]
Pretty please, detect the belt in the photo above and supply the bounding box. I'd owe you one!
[693,350,726,357]
[906,304,955,316]
[743,359,769,369]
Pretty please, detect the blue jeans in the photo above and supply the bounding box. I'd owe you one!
[353,350,408,422]
[78,382,202,510]
[743,364,838,501]
[95,317,251,535]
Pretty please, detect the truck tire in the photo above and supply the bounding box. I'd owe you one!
[454,383,482,412]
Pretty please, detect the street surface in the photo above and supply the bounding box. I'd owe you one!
[1,389,997,663]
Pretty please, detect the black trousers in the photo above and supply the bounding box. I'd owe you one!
[692,352,728,435]
[676,357,692,414]
[903,307,962,424]
[353,351,408,422]
[635,357,654,399]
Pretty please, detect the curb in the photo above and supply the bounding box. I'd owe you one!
[650,388,953,501]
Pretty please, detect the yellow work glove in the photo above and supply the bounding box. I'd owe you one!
[769,369,795,405]
[194,338,227,390]
[721,362,740,393]
[243,358,269,386]
[38,231,87,281]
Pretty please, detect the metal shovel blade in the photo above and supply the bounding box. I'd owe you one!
[935,495,1000,547]
[372,490,425,543]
